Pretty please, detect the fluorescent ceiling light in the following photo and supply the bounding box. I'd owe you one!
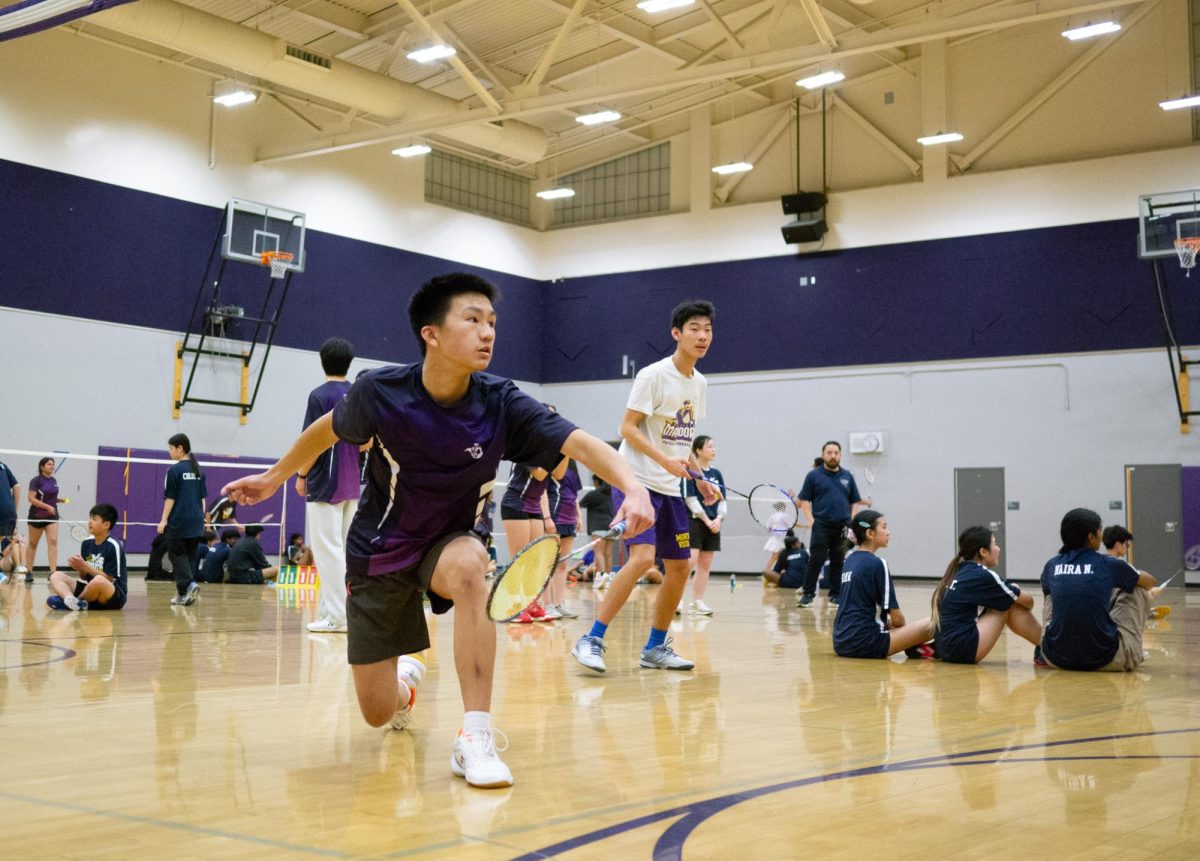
[212,85,257,107]
[637,0,695,12]
[0,0,90,35]
[711,162,753,175]
[575,110,622,126]
[392,144,432,157]
[916,131,964,145]
[796,70,845,90]
[1061,21,1120,40]
[406,43,456,63]
[1160,95,1200,111]
[536,188,576,200]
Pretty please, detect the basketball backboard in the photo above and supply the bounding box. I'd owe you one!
[222,198,306,272]
[1139,189,1200,259]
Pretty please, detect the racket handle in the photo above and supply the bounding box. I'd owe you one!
[599,521,627,539]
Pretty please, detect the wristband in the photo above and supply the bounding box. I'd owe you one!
[297,473,308,479]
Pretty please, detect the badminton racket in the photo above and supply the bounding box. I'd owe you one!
[70,523,90,542]
[686,470,798,534]
[487,522,627,622]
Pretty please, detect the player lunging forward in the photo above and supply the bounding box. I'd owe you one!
[222,273,652,789]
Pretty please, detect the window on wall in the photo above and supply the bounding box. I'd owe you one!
[425,151,532,226]
[552,144,670,227]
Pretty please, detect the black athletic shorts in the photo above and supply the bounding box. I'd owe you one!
[0,516,15,536]
[500,505,541,521]
[689,519,721,552]
[556,523,577,539]
[346,531,479,665]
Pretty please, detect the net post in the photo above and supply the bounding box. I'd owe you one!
[240,353,250,426]
[172,341,183,419]
[1181,369,1191,434]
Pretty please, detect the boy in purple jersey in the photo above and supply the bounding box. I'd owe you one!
[222,272,652,789]
[573,300,717,673]
[294,337,362,634]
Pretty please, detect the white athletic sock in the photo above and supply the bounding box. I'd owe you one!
[463,711,491,734]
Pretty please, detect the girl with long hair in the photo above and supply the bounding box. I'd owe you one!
[158,433,207,606]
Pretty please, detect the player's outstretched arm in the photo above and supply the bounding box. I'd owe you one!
[561,429,653,537]
[223,413,340,505]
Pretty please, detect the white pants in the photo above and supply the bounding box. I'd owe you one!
[307,499,355,626]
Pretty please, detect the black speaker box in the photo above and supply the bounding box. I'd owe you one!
[781,216,827,244]
[781,192,828,215]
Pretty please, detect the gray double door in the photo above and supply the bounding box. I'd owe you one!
[954,468,1006,578]
[1125,464,1183,590]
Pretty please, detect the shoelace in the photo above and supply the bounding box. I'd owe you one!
[463,728,510,756]
[586,636,607,657]
[655,637,679,656]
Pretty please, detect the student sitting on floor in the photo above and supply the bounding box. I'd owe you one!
[765,535,808,588]
[226,524,279,585]
[199,528,239,583]
[47,503,127,611]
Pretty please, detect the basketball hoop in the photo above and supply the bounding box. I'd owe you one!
[1175,238,1200,276]
[261,250,294,279]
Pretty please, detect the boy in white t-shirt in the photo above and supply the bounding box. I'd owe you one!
[573,300,716,672]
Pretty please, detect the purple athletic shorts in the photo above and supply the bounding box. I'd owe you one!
[611,486,691,561]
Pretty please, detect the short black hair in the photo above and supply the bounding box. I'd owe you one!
[90,503,118,530]
[1059,508,1102,552]
[220,527,240,542]
[1102,524,1133,549]
[671,300,714,331]
[408,272,498,357]
[245,524,264,538]
[319,337,354,376]
[202,530,218,542]
[290,532,304,543]
[822,440,841,452]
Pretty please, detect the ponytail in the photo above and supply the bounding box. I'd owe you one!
[168,433,202,479]
[841,509,884,556]
[931,526,995,632]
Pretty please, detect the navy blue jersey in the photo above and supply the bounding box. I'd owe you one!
[201,542,232,583]
[773,547,809,589]
[303,379,361,504]
[936,561,1021,664]
[1041,548,1140,670]
[227,535,271,583]
[797,467,861,525]
[0,461,17,520]
[80,535,128,598]
[832,550,898,656]
[682,466,725,521]
[164,460,207,539]
[500,462,549,515]
[332,364,576,576]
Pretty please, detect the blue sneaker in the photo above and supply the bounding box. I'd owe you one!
[46,595,68,611]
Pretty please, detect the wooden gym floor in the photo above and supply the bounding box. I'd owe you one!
[1,575,1198,859]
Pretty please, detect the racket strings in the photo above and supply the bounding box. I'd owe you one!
[490,536,560,620]
[748,486,797,532]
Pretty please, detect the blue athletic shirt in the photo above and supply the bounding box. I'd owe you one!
[681,466,726,521]
[81,535,128,603]
[164,460,207,539]
[303,379,361,504]
[773,547,809,589]
[832,549,898,657]
[1040,548,1139,670]
[936,561,1021,664]
[0,461,17,521]
[332,364,576,576]
[797,467,861,526]
[500,462,549,515]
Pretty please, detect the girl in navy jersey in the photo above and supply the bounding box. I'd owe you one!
[832,510,933,659]
[26,456,61,579]
[158,434,207,606]
[930,526,1041,664]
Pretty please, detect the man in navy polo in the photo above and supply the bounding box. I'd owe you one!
[796,441,864,608]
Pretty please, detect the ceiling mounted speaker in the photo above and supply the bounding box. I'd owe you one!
[781,192,828,215]
[781,216,827,244]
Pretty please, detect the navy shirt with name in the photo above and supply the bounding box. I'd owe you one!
[832,550,899,657]
[201,541,232,583]
[682,466,726,521]
[332,365,577,576]
[0,461,17,522]
[164,460,207,539]
[773,547,810,589]
[1041,548,1139,670]
[303,379,361,505]
[501,462,549,515]
[81,535,128,601]
[798,467,861,526]
[936,561,1021,664]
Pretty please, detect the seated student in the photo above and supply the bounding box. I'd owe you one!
[930,526,1041,664]
[1102,525,1170,620]
[47,503,128,611]
[199,528,238,583]
[765,535,808,588]
[832,510,933,659]
[1040,508,1156,672]
[1,532,29,584]
[226,524,279,584]
[195,530,217,578]
[285,532,313,566]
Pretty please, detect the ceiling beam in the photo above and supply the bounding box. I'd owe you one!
[238,0,368,41]
[830,93,920,175]
[798,0,838,50]
[698,0,745,51]
[522,0,589,92]
[714,104,793,201]
[392,0,502,113]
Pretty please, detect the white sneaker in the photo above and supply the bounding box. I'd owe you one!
[450,729,513,788]
[14,566,28,574]
[550,603,578,619]
[306,618,348,633]
[572,634,607,673]
[688,599,714,616]
[389,655,426,731]
[539,604,563,621]
[179,581,199,606]
[640,637,695,670]
[592,572,609,590]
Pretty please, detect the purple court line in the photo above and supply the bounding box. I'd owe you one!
[0,641,77,670]
[510,727,1200,861]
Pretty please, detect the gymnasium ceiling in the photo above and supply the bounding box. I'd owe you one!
[67,0,1173,176]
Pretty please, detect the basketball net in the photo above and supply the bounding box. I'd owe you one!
[1175,238,1200,277]
[261,250,294,279]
